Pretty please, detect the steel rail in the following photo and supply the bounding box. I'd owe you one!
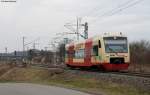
[30,64,150,78]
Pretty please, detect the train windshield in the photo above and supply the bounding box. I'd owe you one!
[104,37,128,53]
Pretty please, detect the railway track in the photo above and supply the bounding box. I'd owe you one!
[30,64,150,78]
[67,69,150,78]
[106,71,150,78]
[31,64,50,68]
[27,63,150,92]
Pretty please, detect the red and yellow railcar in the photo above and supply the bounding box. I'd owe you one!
[65,33,130,71]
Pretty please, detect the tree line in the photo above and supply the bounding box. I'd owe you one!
[130,40,150,65]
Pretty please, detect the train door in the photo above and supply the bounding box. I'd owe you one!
[98,40,102,62]
[92,40,101,64]
[92,45,99,64]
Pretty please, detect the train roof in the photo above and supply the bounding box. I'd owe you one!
[66,32,127,48]
[102,32,126,37]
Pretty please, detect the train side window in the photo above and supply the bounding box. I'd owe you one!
[75,49,84,58]
[99,40,101,48]
[93,45,98,56]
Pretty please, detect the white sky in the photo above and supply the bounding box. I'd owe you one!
[0,0,150,52]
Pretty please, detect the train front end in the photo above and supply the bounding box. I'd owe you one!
[101,33,130,71]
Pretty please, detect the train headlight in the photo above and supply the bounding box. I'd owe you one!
[106,55,109,57]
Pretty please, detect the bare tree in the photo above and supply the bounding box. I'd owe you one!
[130,40,150,72]
[58,43,65,64]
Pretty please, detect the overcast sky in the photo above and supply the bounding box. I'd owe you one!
[0,0,150,52]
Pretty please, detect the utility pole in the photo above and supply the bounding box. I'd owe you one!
[5,47,7,54]
[64,17,82,41]
[5,47,8,63]
[64,17,88,41]
[22,36,28,67]
[77,17,79,41]
[33,43,39,50]
[84,22,88,39]
[24,37,40,50]
[23,36,25,52]
[23,36,25,56]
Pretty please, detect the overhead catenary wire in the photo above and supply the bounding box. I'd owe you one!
[64,1,134,41]
[81,0,134,22]
[63,0,144,42]
[84,0,132,18]
[107,0,143,17]
[89,0,144,24]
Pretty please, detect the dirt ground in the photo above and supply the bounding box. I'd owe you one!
[0,63,149,95]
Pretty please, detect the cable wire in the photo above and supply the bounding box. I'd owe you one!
[89,0,144,24]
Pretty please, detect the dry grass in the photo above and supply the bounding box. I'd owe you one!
[0,64,12,76]
[0,66,149,95]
